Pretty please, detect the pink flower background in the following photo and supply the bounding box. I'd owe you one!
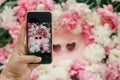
[0,0,120,80]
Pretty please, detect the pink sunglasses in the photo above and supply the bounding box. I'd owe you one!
[35,37,42,39]
[53,42,76,52]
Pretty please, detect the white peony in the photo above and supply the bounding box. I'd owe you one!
[38,66,70,80]
[84,43,105,64]
[29,44,40,53]
[37,60,72,80]
[52,8,61,32]
[67,0,91,16]
[28,37,41,53]
[112,25,120,45]
[44,38,49,43]
[37,4,45,10]
[84,12,101,26]
[58,60,72,71]
[109,49,120,63]
[71,23,82,35]
[86,64,106,78]
[29,27,37,34]
[92,24,112,46]
[0,6,16,23]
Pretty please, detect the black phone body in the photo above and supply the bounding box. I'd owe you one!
[26,12,52,64]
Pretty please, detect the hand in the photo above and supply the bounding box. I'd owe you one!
[0,22,41,80]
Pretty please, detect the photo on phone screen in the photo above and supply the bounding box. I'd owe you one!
[26,12,52,64]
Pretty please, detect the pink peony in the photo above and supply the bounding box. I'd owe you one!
[14,0,38,23]
[97,5,118,30]
[27,70,39,80]
[78,71,96,80]
[81,21,94,45]
[68,60,97,80]
[0,48,9,64]
[8,23,21,48]
[68,60,85,77]
[105,42,118,54]
[28,33,34,38]
[106,61,120,80]
[59,11,79,31]
[40,0,54,10]
[1,22,21,48]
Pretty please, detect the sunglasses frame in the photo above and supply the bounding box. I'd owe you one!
[53,42,76,53]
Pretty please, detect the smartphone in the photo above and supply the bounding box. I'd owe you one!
[26,12,52,64]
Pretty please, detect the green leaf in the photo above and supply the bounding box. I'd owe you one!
[112,1,120,12]
[0,0,17,12]
[0,28,12,48]
[71,77,78,80]
[99,0,112,7]
[54,0,67,4]
[110,32,117,38]
[0,63,3,66]
[42,23,51,28]
[76,0,97,9]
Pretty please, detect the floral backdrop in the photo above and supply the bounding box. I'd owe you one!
[0,0,120,80]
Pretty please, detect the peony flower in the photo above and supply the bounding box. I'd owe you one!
[106,61,120,80]
[39,0,54,10]
[84,43,105,64]
[78,71,101,80]
[97,5,118,30]
[112,25,120,45]
[69,60,103,80]
[0,48,10,64]
[58,60,72,71]
[81,21,94,44]
[66,0,91,17]
[52,6,62,33]
[14,0,37,23]
[27,70,39,80]
[37,25,47,38]
[68,60,85,77]
[0,6,17,29]
[109,49,120,63]
[29,44,40,53]
[28,33,34,38]
[59,11,79,31]
[84,12,101,26]
[92,24,112,47]
[86,64,106,79]
[105,42,118,54]
[0,0,6,5]
[38,66,70,80]
[71,23,82,35]
[1,22,21,48]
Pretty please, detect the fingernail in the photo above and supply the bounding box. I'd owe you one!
[36,57,42,62]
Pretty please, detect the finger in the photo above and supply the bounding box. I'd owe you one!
[19,55,42,64]
[28,64,40,71]
[23,43,27,55]
[13,45,25,55]
[16,22,26,46]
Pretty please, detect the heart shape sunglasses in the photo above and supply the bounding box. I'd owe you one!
[53,42,76,52]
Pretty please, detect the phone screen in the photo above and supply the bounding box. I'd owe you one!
[26,12,52,64]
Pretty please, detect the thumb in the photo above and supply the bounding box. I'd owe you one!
[19,56,42,64]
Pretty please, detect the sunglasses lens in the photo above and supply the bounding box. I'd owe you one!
[39,37,42,39]
[66,42,76,51]
[35,37,38,39]
[53,44,61,52]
